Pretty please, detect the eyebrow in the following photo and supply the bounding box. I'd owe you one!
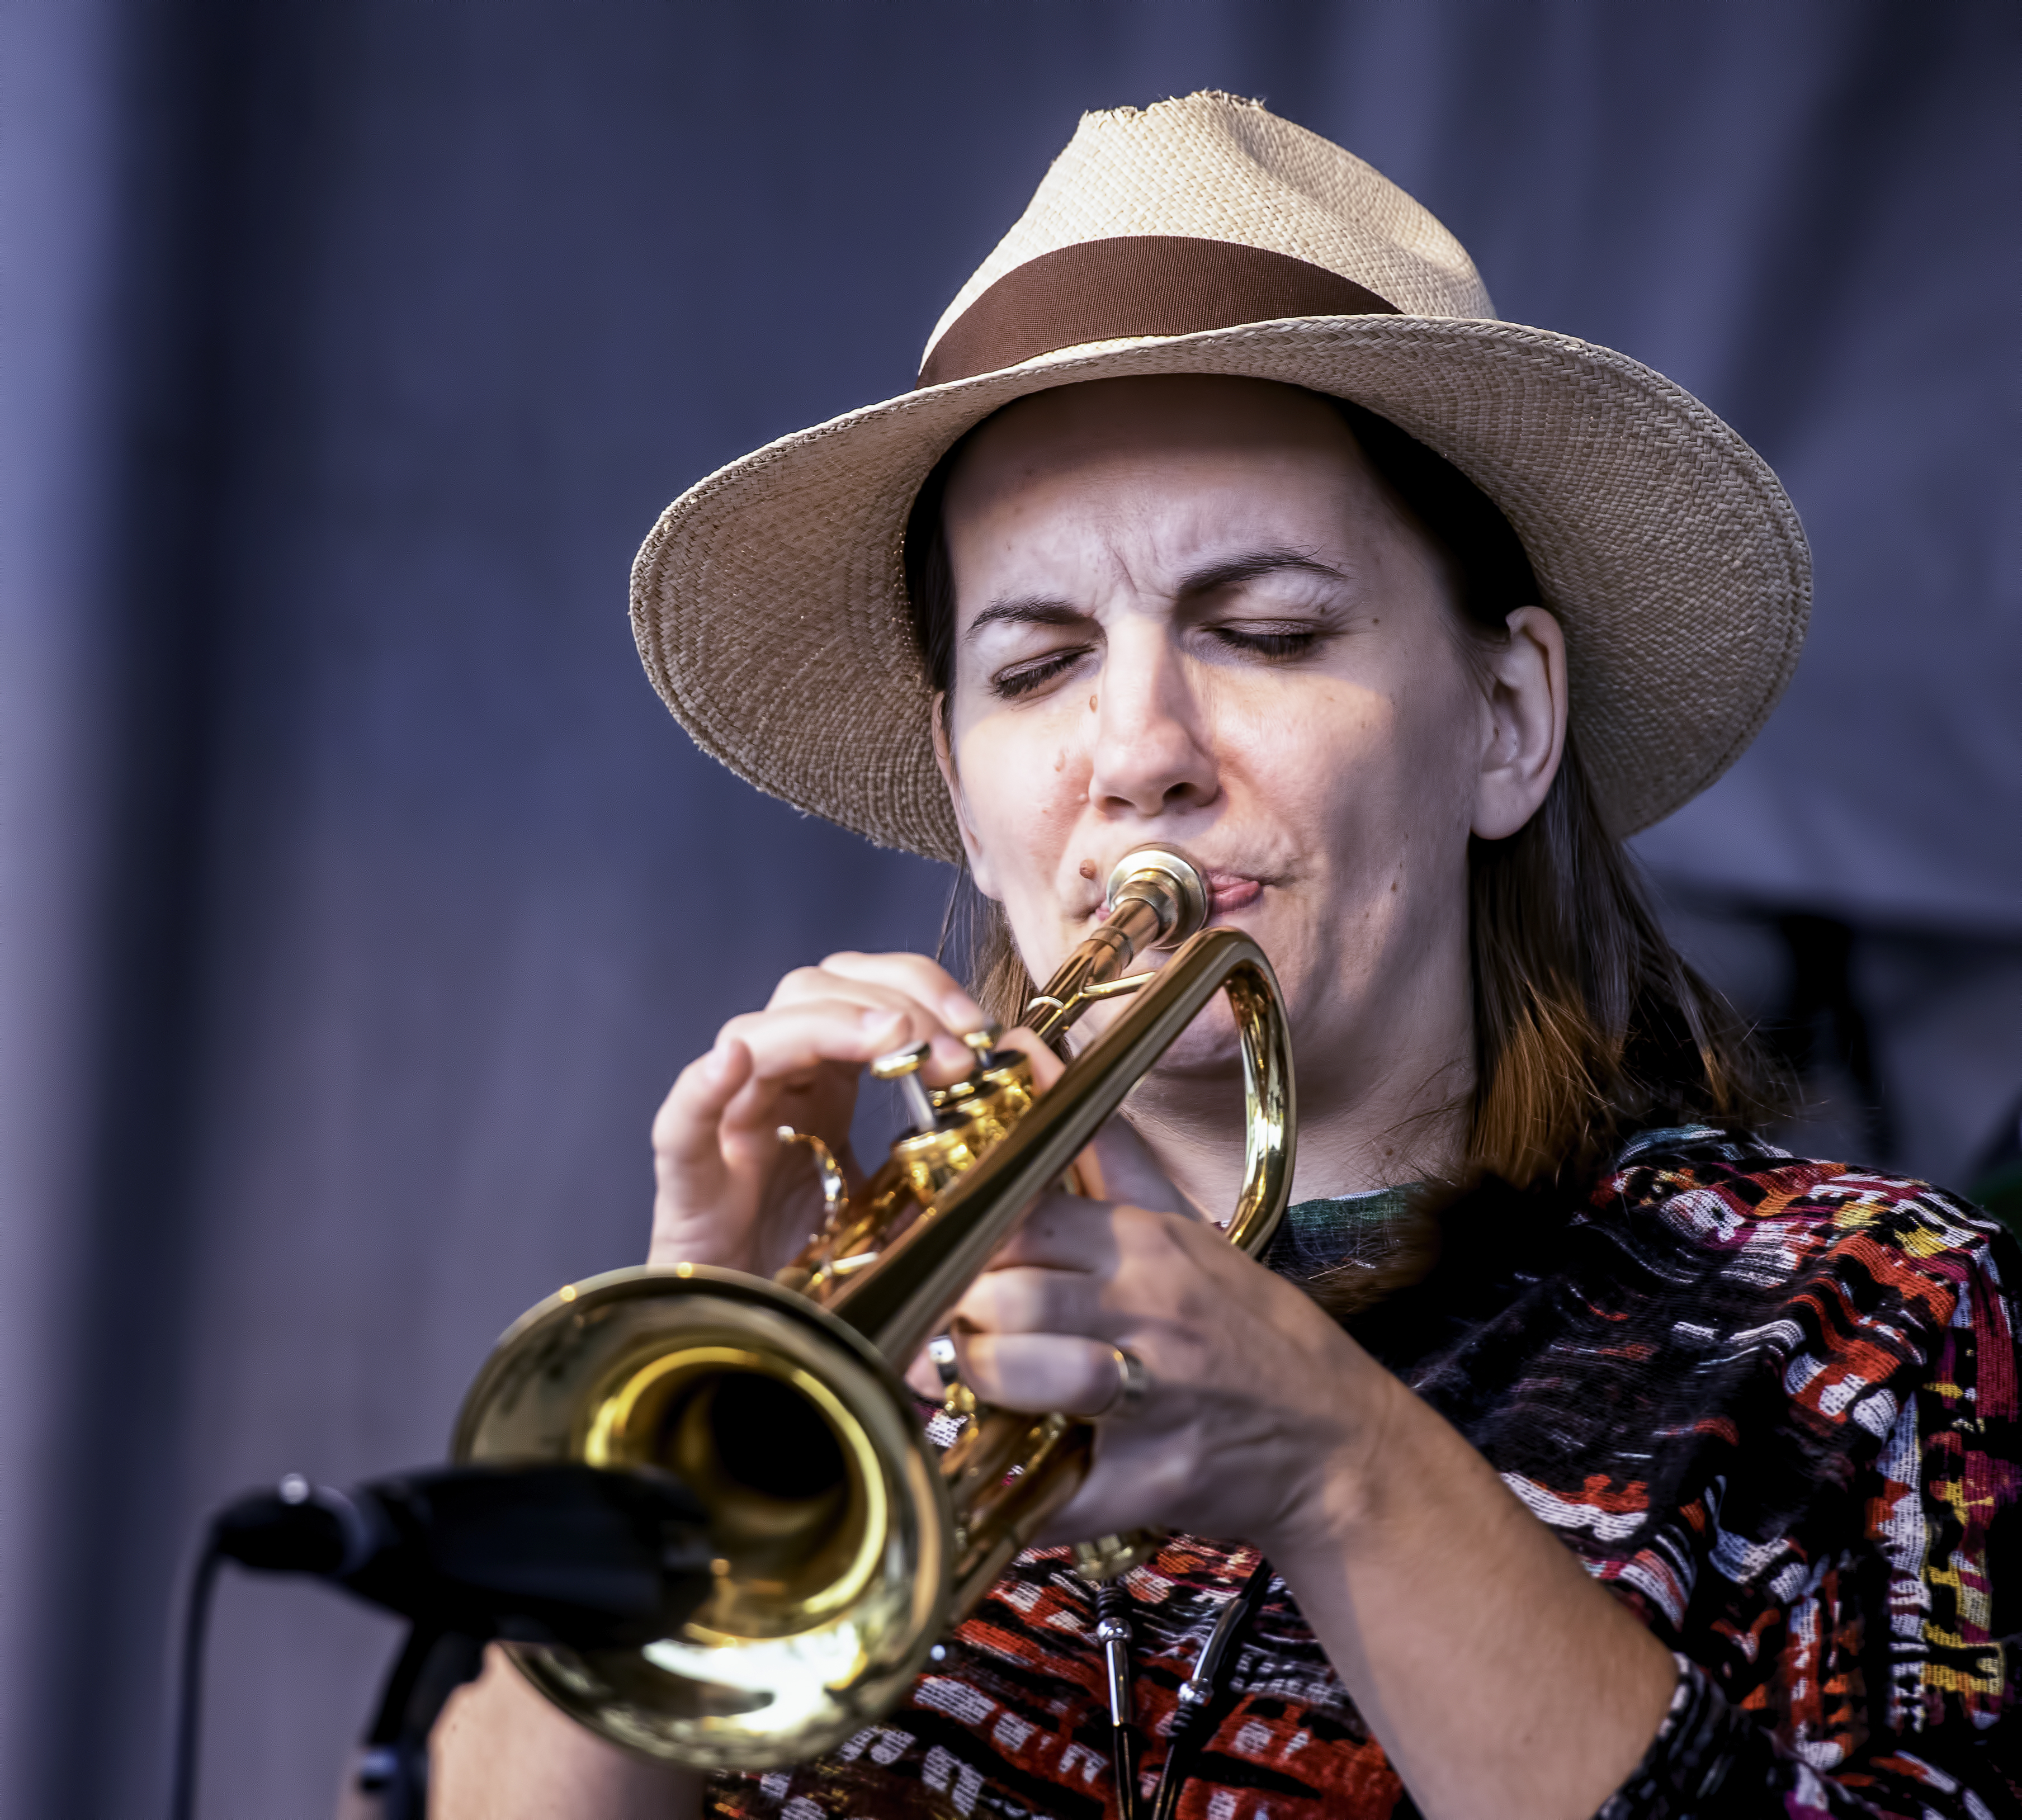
[963,596,1085,639]
[962,546,1348,641]
[1179,547,1348,594]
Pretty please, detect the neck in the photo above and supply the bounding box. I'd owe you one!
[1122,1031,1471,1222]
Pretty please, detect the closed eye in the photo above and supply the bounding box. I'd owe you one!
[990,645,1094,699]
[1205,625,1326,661]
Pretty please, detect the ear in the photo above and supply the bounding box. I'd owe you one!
[930,695,999,896]
[1472,606,1567,841]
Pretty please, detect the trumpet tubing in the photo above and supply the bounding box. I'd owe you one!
[452,845,1296,1770]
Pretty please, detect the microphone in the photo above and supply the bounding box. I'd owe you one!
[176,1462,715,1820]
[211,1460,716,1647]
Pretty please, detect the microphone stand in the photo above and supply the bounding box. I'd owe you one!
[346,1625,485,1820]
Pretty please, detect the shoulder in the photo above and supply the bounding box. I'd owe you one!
[1586,1123,2018,1355]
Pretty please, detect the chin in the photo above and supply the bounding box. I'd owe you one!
[1057,978,1246,1077]
[1142,994,1247,1077]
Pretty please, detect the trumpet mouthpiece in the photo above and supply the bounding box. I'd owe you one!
[1103,847,1209,950]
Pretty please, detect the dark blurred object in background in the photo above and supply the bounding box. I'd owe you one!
[1655,893,2022,1210]
[3,2,2015,1814]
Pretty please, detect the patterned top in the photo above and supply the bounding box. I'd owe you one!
[705,1129,2020,1818]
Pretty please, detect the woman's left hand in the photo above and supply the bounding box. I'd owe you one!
[942,1136,1393,1555]
[944,1110,1678,1820]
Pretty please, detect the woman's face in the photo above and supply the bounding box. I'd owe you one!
[936,375,1559,1098]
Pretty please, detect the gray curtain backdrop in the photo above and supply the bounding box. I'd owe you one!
[2,3,2014,1814]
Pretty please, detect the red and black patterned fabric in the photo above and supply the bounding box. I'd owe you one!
[706,1129,2020,1818]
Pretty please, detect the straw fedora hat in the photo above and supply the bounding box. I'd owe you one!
[632,91,1808,861]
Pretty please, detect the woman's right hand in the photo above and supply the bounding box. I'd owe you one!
[649,952,993,1278]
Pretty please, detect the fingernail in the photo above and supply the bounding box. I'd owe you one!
[942,994,984,1029]
[860,1008,905,1034]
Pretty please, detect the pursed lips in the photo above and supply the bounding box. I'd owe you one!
[1087,868,1267,923]
[1201,871,1264,914]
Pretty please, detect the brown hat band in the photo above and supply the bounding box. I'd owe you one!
[917,234,1399,389]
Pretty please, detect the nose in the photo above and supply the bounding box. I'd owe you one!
[1085,620,1219,820]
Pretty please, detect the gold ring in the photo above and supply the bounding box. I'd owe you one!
[1100,1345,1149,1419]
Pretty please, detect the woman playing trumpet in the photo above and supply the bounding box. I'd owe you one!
[434,94,2018,1820]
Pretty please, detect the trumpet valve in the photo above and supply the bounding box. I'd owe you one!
[870,1040,940,1134]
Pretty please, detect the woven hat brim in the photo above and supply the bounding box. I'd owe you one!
[632,317,1810,863]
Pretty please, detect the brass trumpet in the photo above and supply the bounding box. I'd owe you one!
[451,845,1295,1770]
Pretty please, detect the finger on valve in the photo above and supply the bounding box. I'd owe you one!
[814,948,989,1021]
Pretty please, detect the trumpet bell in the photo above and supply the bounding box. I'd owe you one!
[452,1265,949,1770]
[446,844,1293,1774]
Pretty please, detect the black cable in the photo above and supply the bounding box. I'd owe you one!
[1147,1557,1274,1820]
[168,1533,225,1820]
[1093,1578,1141,1820]
[1111,1718,1141,1820]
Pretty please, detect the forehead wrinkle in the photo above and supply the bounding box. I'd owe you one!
[951,452,1387,645]
[957,514,1153,635]
[1104,472,1369,587]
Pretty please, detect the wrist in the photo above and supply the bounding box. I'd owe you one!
[1255,1345,1414,1568]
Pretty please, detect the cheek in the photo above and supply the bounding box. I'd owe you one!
[1218,675,1398,838]
[1394,656,1487,826]
[950,701,1090,877]
[1311,653,1481,832]
[1216,666,1477,899]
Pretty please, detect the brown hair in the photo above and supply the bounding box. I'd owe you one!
[904,391,1785,1306]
